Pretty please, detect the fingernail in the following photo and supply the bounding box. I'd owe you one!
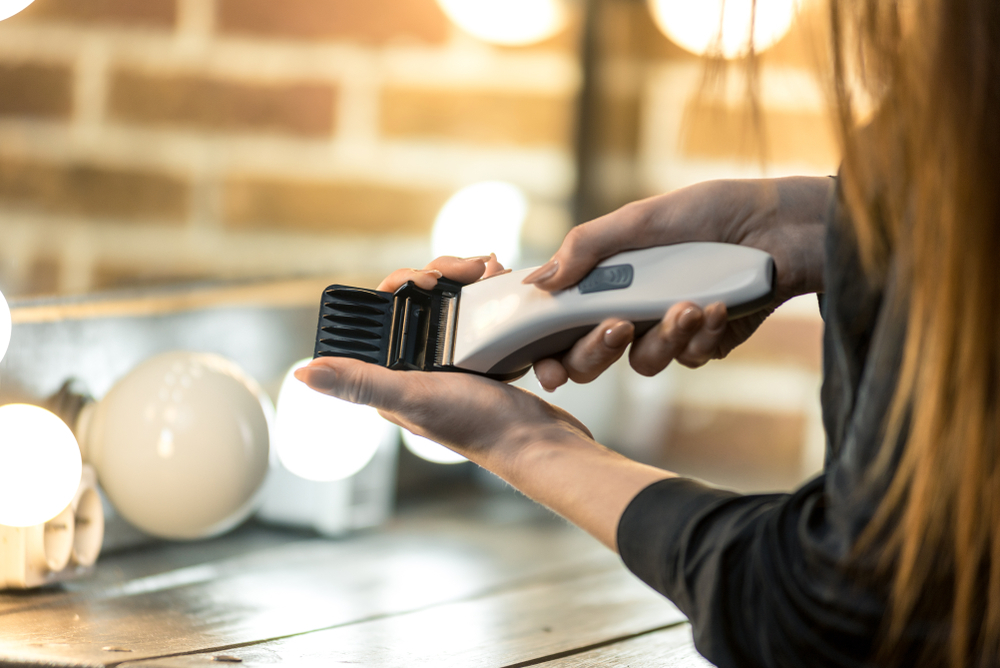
[417,269,443,277]
[678,307,701,330]
[522,259,558,285]
[603,321,634,348]
[297,366,337,391]
[463,255,491,262]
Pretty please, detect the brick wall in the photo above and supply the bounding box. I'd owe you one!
[0,0,580,296]
[0,0,832,492]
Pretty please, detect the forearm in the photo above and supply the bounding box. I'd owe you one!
[472,425,674,551]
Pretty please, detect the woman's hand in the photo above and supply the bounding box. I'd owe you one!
[523,177,833,390]
[296,254,673,549]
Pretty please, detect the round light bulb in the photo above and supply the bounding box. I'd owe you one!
[436,0,567,47]
[0,287,11,364]
[0,404,82,528]
[647,0,798,59]
[80,352,271,540]
[401,429,467,465]
[432,181,528,268]
[0,0,34,22]
[275,359,396,482]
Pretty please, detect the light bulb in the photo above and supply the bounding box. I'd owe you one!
[0,404,82,528]
[0,287,10,364]
[0,0,33,22]
[432,181,528,268]
[436,0,567,47]
[79,352,271,540]
[647,0,798,59]
[401,429,468,465]
[275,359,396,482]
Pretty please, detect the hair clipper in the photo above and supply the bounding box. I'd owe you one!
[313,242,775,381]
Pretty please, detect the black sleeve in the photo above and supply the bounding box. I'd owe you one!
[616,476,877,668]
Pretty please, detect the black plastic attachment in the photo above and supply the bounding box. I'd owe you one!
[314,278,463,371]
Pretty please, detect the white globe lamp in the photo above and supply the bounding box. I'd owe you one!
[274,359,396,482]
[0,404,82,528]
[77,352,271,540]
[647,0,799,59]
[401,429,468,465]
[436,0,568,47]
[0,0,33,22]
[432,181,529,268]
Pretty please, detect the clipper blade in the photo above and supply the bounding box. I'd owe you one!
[314,278,462,372]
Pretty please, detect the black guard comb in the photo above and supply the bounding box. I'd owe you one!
[314,278,464,371]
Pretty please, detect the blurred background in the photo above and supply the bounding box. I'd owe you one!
[0,0,835,496]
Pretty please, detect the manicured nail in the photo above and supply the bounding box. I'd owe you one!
[603,321,634,348]
[678,307,701,330]
[522,259,558,285]
[463,255,492,262]
[296,366,337,391]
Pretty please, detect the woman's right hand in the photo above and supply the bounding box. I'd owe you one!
[524,176,833,391]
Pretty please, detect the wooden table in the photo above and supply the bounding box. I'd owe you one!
[0,493,711,667]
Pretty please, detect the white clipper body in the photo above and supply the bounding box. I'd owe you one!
[313,243,774,381]
[450,243,774,377]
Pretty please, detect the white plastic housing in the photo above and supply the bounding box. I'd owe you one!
[453,242,774,375]
[0,465,104,590]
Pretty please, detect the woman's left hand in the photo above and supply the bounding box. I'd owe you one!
[294,254,674,551]
[295,255,593,473]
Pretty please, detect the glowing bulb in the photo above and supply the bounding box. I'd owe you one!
[275,359,396,482]
[0,0,33,22]
[0,288,10,364]
[79,352,271,540]
[647,0,798,59]
[401,429,467,465]
[0,404,82,528]
[432,181,528,267]
[436,0,567,46]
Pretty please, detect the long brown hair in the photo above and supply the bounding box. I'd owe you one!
[831,0,1000,666]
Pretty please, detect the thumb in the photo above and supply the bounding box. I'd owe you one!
[294,357,405,412]
[522,206,648,292]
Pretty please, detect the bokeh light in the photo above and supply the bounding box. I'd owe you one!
[276,359,397,482]
[432,181,528,268]
[0,288,10,364]
[436,0,567,46]
[647,0,799,59]
[0,404,82,528]
[401,428,468,465]
[0,0,33,22]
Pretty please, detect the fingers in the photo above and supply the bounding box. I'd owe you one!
[521,211,644,291]
[533,319,634,391]
[482,253,510,279]
[377,255,492,292]
[629,301,727,375]
[295,357,405,411]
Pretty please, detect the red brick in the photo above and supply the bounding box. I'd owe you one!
[217,0,448,45]
[108,71,337,137]
[0,157,189,222]
[382,88,574,147]
[9,0,176,28]
[223,177,449,235]
[91,262,213,292]
[0,62,73,119]
[659,406,807,492]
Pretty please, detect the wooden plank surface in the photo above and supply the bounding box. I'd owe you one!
[539,624,714,667]
[121,568,684,667]
[0,496,699,667]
